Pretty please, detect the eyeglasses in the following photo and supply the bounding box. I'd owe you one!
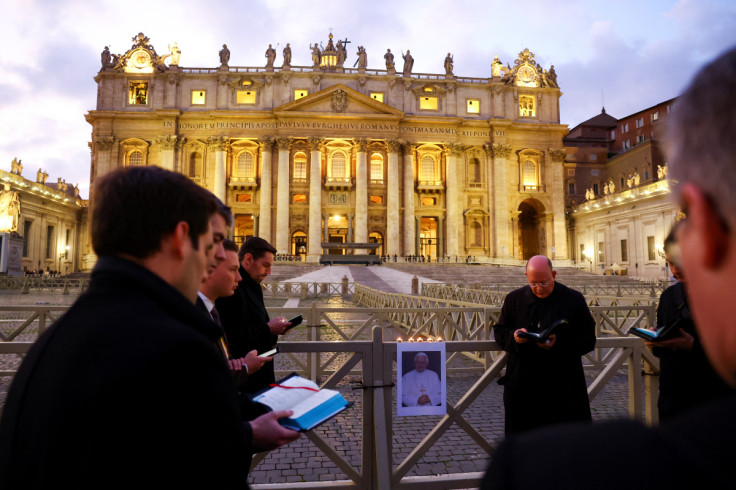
[529,282,550,288]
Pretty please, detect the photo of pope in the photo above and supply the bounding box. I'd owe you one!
[401,352,442,407]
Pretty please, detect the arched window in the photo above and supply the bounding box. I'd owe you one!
[522,160,537,187]
[129,150,143,167]
[469,157,481,185]
[189,152,201,177]
[237,152,254,178]
[293,152,307,180]
[420,155,436,181]
[330,151,347,179]
[471,221,482,246]
[370,153,383,182]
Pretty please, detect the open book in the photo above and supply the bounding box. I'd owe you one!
[629,319,681,342]
[252,373,351,431]
[517,319,569,343]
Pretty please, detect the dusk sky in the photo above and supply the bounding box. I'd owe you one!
[2,0,735,198]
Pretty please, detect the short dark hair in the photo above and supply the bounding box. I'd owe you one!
[222,238,238,253]
[92,166,217,259]
[215,197,233,227]
[238,236,276,262]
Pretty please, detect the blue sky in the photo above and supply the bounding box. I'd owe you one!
[1,0,735,198]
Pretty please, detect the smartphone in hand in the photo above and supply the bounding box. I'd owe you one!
[284,314,303,332]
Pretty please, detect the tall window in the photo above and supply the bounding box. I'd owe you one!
[468,158,481,185]
[471,221,482,246]
[129,150,143,166]
[620,239,628,262]
[647,236,656,261]
[23,220,32,256]
[46,226,55,260]
[189,152,201,177]
[370,153,383,182]
[420,155,436,181]
[293,152,307,180]
[597,241,605,264]
[522,160,537,188]
[567,180,576,195]
[237,152,254,178]
[330,151,347,179]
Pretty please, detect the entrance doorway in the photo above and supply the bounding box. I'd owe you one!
[419,217,438,259]
[291,231,307,260]
[518,200,545,260]
[368,232,383,256]
[327,215,347,255]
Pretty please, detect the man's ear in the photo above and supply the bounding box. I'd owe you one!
[169,221,191,260]
[680,184,729,270]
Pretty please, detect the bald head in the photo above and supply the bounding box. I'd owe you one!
[525,255,556,299]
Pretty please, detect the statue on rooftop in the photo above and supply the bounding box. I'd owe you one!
[36,168,48,185]
[101,46,111,68]
[384,49,395,71]
[356,46,367,69]
[491,55,503,77]
[402,50,414,76]
[548,65,558,88]
[608,179,615,193]
[219,44,230,66]
[444,53,454,75]
[265,44,276,68]
[169,43,181,65]
[10,158,22,176]
[283,43,292,66]
[336,41,347,67]
[309,42,321,66]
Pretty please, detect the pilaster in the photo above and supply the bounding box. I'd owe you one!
[275,136,291,253]
[354,138,368,243]
[386,140,402,255]
[307,137,324,262]
[403,144,416,255]
[258,137,274,241]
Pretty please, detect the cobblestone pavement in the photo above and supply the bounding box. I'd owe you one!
[1,272,640,488]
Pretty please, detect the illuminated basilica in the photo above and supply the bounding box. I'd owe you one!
[86,32,570,265]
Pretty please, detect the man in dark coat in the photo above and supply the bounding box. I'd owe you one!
[217,237,292,393]
[0,166,298,489]
[648,226,731,420]
[483,46,736,490]
[493,255,596,435]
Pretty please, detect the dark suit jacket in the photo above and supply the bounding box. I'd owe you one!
[216,268,277,393]
[483,392,736,489]
[0,256,252,489]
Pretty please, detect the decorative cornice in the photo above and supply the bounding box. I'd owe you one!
[354,138,369,152]
[275,136,291,150]
[307,137,325,152]
[386,139,403,154]
[155,135,178,150]
[258,136,274,152]
[206,136,228,151]
[95,136,116,151]
[491,143,512,158]
[548,148,566,162]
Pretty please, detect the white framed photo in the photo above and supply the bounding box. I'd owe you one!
[396,342,447,417]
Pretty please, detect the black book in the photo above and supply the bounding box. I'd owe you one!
[628,319,681,342]
[517,319,569,343]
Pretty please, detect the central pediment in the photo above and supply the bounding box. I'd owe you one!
[274,84,404,118]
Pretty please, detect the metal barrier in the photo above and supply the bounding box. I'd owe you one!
[0,301,660,489]
[261,280,354,299]
[0,277,89,294]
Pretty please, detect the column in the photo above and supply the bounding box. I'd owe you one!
[275,136,291,254]
[348,214,354,244]
[545,213,555,259]
[354,138,368,243]
[175,136,187,175]
[386,140,402,255]
[258,137,274,242]
[253,214,259,240]
[155,135,177,171]
[415,217,421,256]
[491,143,513,258]
[323,213,329,243]
[445,144,462,257]
[548,148,570,259]
[403,144,416,255]
[307,137,324,262]
[438,216,444,258]
[208,136,228,201]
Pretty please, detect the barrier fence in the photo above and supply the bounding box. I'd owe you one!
[1,297,660,488]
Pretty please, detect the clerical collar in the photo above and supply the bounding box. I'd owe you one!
[197,291,214,313]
